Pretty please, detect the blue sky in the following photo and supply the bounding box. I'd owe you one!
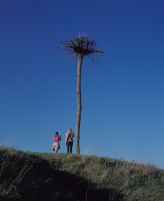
[0,0,164,168]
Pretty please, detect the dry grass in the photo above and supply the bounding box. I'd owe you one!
[0,147,32,200]
[41,153,164,201]
[0,146,164,201]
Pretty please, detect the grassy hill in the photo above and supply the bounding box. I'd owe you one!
[0,146,164,201]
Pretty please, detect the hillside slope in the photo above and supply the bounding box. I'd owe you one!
[0,147,164,201]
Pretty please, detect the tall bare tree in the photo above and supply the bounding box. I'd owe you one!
[60,34,103,155]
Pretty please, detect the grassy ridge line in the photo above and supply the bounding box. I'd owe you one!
[0,146,164,201]
[0,147,124,201]
[41,152,164,200]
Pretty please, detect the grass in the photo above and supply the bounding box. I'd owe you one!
[0,146,164,201]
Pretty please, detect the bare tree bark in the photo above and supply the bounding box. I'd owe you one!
[60,35,103,155]
[76,54,83,155]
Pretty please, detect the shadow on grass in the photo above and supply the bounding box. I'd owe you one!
[0,151,124,201]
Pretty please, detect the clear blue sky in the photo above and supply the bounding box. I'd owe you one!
[0,0,164,168]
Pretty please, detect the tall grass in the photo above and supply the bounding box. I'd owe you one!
[0,146,164,201]
[0,147,32,200]
[41,153,164,201]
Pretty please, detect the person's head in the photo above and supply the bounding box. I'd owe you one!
[68,128,72,133]
[55,131,59,136]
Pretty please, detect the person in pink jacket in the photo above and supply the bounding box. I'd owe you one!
[52,131,61,153]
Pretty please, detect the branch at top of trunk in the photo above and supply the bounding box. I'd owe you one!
[60,35,103,57]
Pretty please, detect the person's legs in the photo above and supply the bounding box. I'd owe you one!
[67,142,73,153]
[70,142,73,153]
[56,143,60,153]
[67,143,69,153]
[52,143,55,152]
[52,143,58,153]
[54,143,58,153]
[55,146,58,153]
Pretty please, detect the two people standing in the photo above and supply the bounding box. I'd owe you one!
[52,128,74,154]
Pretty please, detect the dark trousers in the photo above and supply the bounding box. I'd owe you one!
[67,142,73,153]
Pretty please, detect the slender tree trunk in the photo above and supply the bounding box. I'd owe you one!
[76,54,83,155]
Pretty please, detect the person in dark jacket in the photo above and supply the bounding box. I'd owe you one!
[65,128,74,154]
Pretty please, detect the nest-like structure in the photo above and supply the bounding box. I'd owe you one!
[60,35,103,56]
